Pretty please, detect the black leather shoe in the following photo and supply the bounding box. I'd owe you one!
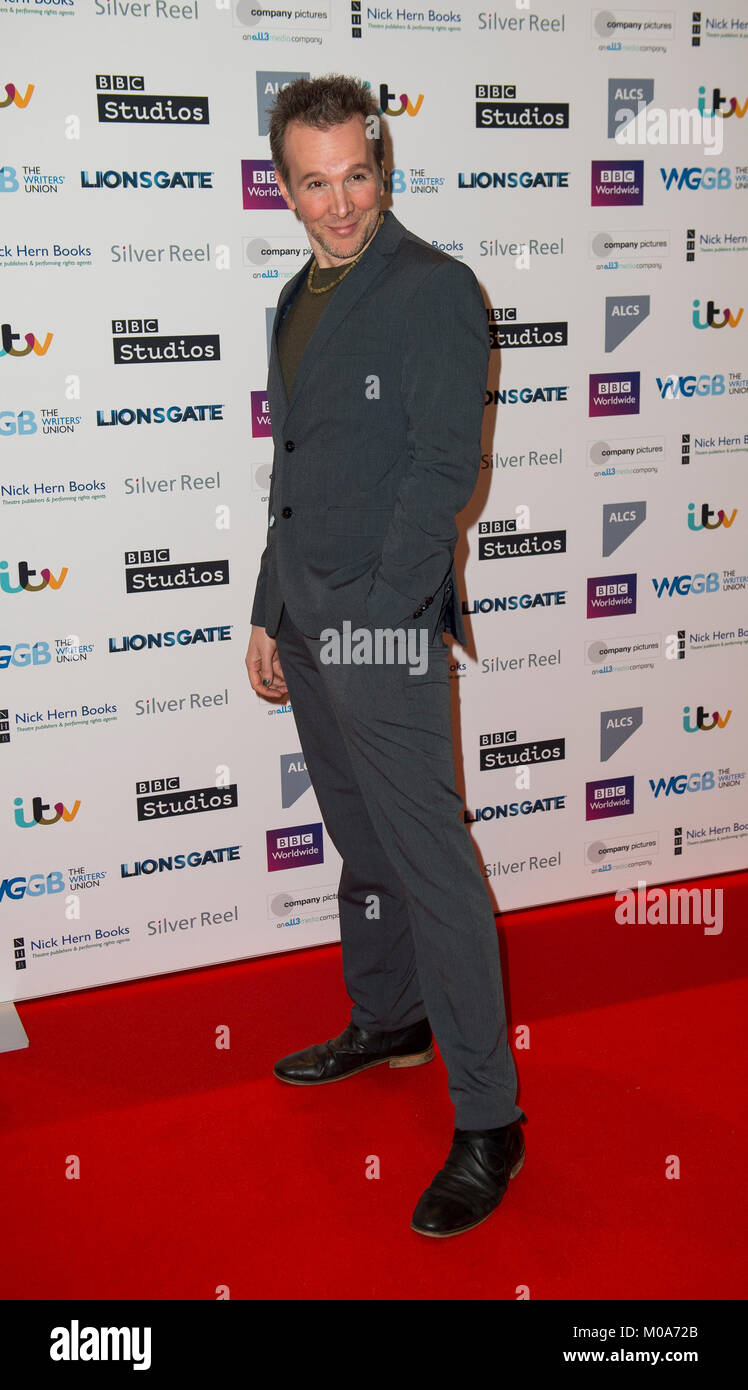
[411,1117,526,1237]
[273,1018,434,1085]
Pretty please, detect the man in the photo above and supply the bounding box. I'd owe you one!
[245,75,526,1238]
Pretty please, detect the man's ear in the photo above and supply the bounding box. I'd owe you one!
[274,170,296,212]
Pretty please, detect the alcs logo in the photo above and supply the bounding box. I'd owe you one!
[0,323,53,357]
[0,562,68,593]
[0,641,51,669]
[0,83,34,110]
[0,871,64,901]
[13,795,81,827]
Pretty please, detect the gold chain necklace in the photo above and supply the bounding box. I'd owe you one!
[306,213,384,294]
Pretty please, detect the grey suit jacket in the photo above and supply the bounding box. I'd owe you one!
[250,208,490,646]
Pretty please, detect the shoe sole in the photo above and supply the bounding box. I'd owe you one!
[273,1043,435,1085]
[410,1148,525,1238]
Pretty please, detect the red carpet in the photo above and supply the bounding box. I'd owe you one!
[1,870,746,1301]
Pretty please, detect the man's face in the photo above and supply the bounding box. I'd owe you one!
[274,114,383,268]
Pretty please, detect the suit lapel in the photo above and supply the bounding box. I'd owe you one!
[268,257,312,420]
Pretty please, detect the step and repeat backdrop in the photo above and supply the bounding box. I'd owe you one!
[1,0,747,1002]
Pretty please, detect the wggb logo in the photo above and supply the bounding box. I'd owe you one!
[0,410,36,435]
[0,640,51,669]
[0,871,64,901]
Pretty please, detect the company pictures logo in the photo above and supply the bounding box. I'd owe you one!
[124,549,228,594]
[95,75,209,125]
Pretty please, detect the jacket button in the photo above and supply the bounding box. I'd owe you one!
[282,507,293,518]
[425,596,433,607]
[269,514,275,528]
[285,440,295,452]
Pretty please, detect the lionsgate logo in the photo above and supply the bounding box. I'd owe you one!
[475,83,569,130]
[136,775,238,822]
[487,306,568,349]
[478,727,565,771]
[124,549,229,594]
[95,75,209,125]
[112,319,220,365]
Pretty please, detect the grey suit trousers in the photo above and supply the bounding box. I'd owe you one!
[274,600,523,1131]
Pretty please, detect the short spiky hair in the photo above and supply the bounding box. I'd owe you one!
[268,74,384,191]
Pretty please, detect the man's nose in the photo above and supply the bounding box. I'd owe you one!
[329,183,354,218]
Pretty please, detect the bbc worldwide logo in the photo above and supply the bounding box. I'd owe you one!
[266,823,323,872]
[241,160,287,210]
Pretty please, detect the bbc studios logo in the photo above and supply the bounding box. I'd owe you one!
[123,549,229,595]
[111,320,220,366]
[95,75,209,125]
[475,83,569,130]
[135,775,238,822]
